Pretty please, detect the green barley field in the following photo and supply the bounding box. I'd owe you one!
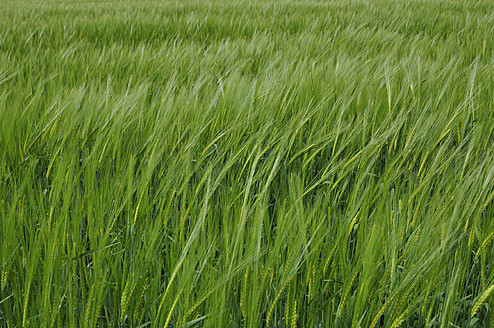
[1,0,493,327]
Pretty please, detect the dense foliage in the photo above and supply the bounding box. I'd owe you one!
[1,0,493,327]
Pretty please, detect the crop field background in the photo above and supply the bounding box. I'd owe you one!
[0,0,493,327]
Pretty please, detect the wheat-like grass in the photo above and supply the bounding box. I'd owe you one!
[0,0,493,327]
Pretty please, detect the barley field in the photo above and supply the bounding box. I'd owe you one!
[0,0,493,327]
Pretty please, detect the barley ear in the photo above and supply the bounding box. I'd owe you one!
[390,309,408,328]
[471,284,494,319]
[266,276,293,326]
[290,300,298,328]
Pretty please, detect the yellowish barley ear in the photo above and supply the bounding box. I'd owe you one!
[22,283,31,328]
[481,248,487,289]
[1,262,8,292]
[186,289,213,318]
[241,268,249,318]
[120,280,135,324]
[254,268,270,315]
[339,271,358,317]
[391,278,419,320]
[286,286,291,328]
[471,284,494,319]
[390,309,408,328]
[370,294,396,328]
[475,231,494,259]
[133,191,145,225]
[490,299,494,328]
[323,241,340,275]
[290,300,298,328]
[134,277,149,322]
[113,286,119,323]
[164,189,176,223]
[85,283,95,328]
[307,264,316,300]
[266,276,293,326]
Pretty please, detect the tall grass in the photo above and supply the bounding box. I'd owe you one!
[1,0,493,327]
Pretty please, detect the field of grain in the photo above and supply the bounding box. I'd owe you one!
[1,0,493,327]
